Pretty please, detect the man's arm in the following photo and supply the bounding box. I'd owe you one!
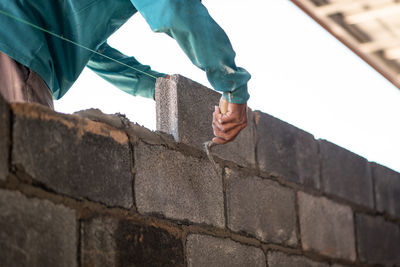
[87,42,167,99]
[130,0,251,143]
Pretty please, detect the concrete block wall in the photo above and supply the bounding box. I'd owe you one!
[0,74,399,266]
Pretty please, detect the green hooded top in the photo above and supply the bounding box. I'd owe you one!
[0,0,251,103]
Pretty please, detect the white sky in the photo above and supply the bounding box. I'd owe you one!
[54,0,400,172]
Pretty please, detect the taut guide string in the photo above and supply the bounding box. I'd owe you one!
[0,9,158,80]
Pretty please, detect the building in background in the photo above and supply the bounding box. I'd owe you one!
[292,0,400,92]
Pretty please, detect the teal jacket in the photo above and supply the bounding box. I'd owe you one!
[0,0,251,103]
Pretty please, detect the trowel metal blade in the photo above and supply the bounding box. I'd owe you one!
[203,141,220,178]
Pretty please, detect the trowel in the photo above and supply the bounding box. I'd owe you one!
[203,96,229,177]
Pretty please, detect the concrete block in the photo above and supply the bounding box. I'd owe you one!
[298,192,356,261]
[319,140,374,208]
[267,251,329,267]
[135,142,225,228]
[186,234,265,267]
[355,213,400,265]
[226,169,297,246]
[155,75,256,168]
[371,163,400,218]
[0,95,9,181]
[81,216,184,267]
[0,189,76,267]
[254,111,319,188]
[11,104,133,208]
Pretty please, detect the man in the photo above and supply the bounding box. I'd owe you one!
[0,0,250,144]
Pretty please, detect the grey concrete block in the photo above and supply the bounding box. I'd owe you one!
[81,216,184,267]
[12,104,133,208]
[319,140,374,208]
[74,108,127,129]
[0,95,9,181]
[135,142,225,228]
[298,192,356,261]
[74,108,176,146]
[355,213,400,265]
[267,251,329,267]
[155,75,256,168]
[226,169,297,246]
[186,234,265,267]
[255,111,320,188]
[0,189,76,267]
[371,163,400,218]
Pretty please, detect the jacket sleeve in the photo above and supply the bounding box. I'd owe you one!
[129,0,251,103]
[87,42,167,99]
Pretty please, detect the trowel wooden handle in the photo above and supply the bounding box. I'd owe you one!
[219,96,228,115]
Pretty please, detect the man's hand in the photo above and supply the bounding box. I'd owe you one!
[212,102,248,144]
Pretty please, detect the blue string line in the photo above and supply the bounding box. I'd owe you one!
[0,9,158,80]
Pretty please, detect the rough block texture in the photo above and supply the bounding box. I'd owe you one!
[319,140,374,208]
[135,142,225,227]
[81,216,184,267]
[156,75,256,168]
[186,234,265,267]
[0,95,9,181]
[298,192,356,261]
[156,75,219,146]
[267,251,329,267]
[1,75,400,266]
[0,189,76,267]
[355,213,400,265]
[255,111,320,188]
[12,104,133,208]
[371,163,400,218]
[226,169,297,246]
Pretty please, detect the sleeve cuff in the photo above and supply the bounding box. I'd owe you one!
[223,84,250,104]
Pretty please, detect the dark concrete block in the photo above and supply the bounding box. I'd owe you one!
[155,75,256,168]
[356,213,400,265]
[298,192,356,261]
[255,111,319,188]
[81,216,184,267]
[319,140,374,208]
[186,234,265,267]
[226,169,297,246]
[0,189,76,267]
[371,163,400,218]
[0,95,9,181]
[135,142,224,227]
[267,251,329,267]
[12,104,133,208]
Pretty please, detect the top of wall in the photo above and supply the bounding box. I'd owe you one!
[1,74,399,266]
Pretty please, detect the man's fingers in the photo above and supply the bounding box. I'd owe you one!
[213,106,221,119]
[218,102,247,124]
[211,101,248,144]
[212,121,246,142]
[213,119,247,133]
[214,125,244,143]
[213,111,247,133]
[218,112,237,124]
[212,136,228,144]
